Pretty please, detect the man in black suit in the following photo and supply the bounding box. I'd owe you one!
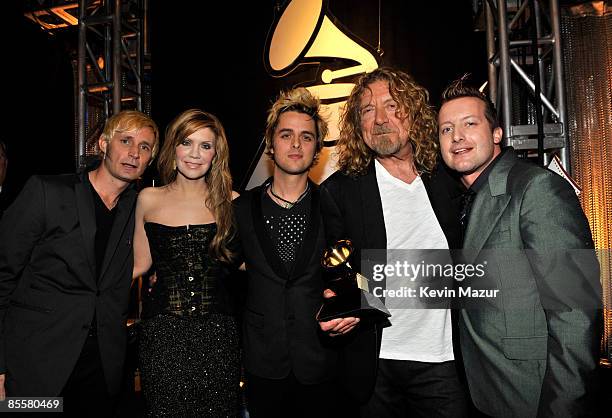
[235,88,349,418]
[0,111,158,413]
[319,68,467,417]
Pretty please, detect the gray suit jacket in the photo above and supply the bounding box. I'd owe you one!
[459,149,601,417]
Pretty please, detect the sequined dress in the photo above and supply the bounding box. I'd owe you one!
[139,222,240,417]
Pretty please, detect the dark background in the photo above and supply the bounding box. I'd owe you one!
[3,0,485,196]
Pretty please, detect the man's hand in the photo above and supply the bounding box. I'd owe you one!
[319,288,360,336]
[323,288,336,299]
[319,316,360,336]
[148,273,157,292]
[0,373,6,400]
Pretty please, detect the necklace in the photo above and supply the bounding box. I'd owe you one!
[269,182,310,209]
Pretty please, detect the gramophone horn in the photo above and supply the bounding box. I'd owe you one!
[322,239,353,268]
[266,0,377,81]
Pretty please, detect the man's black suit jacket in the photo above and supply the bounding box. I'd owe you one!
[0,169,137,396]
[319,161,463,403]
[0,183,17,219]
[234,180,338,384]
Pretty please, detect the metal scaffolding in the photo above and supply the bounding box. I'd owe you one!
[484,0,569,170]
[23,0,150,170]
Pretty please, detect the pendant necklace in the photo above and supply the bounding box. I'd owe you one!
[269,182,310,209]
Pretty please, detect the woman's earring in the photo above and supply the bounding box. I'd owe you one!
[172,160,177,170]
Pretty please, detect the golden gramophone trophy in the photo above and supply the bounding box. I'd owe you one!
[316,240,390,322]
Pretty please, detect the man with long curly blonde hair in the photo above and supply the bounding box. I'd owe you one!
[320,68,467,416]
[335,68,439,178]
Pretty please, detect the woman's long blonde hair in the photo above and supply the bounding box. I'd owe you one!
[157,109,235,263]
[336,67,439,177]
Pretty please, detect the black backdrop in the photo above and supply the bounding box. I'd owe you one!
[4,0,485,195]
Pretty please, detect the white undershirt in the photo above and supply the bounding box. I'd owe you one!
[375,160,454,362]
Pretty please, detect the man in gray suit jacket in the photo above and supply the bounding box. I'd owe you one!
[437,81,601,417]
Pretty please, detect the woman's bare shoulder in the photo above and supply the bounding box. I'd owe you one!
[137,185,172,206]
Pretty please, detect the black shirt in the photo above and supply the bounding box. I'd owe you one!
[470,147,509,194]
[261,187,311,272]
[89,178,118,280]
[460,147,508,235]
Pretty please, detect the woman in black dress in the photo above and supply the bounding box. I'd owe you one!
[133,109,240,417]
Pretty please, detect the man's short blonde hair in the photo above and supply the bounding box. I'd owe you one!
[100,110,160,158]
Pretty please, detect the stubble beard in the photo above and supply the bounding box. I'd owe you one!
[103,157,140,184]
[370,135,401,157]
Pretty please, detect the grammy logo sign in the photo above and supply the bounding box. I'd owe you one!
[246,0,380,189]
[266,0,378,82]
[265,0,379,142]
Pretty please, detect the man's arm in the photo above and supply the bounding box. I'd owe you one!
[318,180,362,335]
[319,178,346,245]
[520,171,601,416]
[0,176,47,394]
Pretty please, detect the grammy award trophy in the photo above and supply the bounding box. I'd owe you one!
[316,239,390,322]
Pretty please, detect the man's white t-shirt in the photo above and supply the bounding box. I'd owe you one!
[375,160,454,362]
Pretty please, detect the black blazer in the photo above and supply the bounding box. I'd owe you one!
[319,162,463,402]
[0,183,17,219]
[0,170,137,396]
[234,180,338,384]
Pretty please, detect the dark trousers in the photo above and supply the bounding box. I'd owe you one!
[361,359,468,418]
[60,334,115,417]
[246,371,348,418]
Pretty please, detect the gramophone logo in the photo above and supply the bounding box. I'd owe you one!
[246,0,380,188]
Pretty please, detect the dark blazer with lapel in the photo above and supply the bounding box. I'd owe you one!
[319,161,463,403]
[0,191,7,219]
[234,180,338,384]
[459,149,600,417]
[0,182,17,219]
[0,169,137,396]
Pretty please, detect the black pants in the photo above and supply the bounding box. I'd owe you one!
[361,359,468,418]
[245,371,350,418]
[60,334,115,417]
